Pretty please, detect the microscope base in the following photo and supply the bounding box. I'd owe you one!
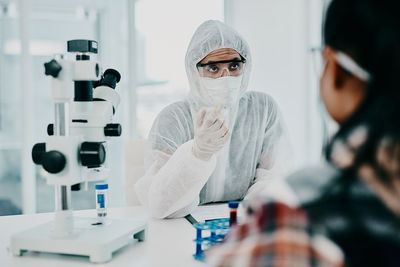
[10,216,147,263]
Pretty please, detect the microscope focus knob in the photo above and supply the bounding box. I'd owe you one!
[80,142,106,167]
[44,59,62,78]
[32,143,46,165]
[47,124,54,136]
[42,151,67,174]
[104,123,122,137]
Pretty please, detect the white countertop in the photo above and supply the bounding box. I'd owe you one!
[0,206,209,267]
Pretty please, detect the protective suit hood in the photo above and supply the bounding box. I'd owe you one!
[185,20,252,111]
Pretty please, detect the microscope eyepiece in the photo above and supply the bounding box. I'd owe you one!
[96,69,121,89]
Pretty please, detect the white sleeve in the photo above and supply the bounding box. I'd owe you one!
[245,135,291,200]
[135,140,216,219]
[245,169,299,208]
[245,134,298,207]
[245,95,296,206]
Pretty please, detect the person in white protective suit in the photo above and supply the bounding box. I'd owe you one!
[134,20,291,219]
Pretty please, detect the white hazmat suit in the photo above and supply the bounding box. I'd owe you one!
[135,20,291,219]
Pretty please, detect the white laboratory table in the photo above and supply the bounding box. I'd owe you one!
[0,206,208,267]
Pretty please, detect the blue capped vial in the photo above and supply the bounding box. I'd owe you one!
[228,201,239,226]
[95,183,108,222]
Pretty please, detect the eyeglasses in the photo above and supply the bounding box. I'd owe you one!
[310,47,371,82]
[196,58,246,79]
[310,47,325,78]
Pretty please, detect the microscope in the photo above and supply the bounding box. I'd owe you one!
[10,40,146,263]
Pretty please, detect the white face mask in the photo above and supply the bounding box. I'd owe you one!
[200,75,243,108]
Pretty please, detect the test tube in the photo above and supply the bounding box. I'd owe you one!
[228,201,239,226]
[95,183,108,222]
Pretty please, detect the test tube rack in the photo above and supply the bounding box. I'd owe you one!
[193,218,230,261]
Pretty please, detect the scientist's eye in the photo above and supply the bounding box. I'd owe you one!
[229,62,241,71]
[206,65,219,73]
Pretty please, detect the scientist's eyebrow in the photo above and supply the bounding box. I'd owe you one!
[197,57,244,67]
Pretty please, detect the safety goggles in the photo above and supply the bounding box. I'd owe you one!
[196,58,246,79]
[311,47,371,82]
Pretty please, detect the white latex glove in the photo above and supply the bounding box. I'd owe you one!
[192,104,230,161]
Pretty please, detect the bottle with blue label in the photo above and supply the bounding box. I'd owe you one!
[95,183,108,222]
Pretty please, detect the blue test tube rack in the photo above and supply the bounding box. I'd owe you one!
[193,218,231,261]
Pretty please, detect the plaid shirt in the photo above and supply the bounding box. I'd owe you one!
[206,202,344,267]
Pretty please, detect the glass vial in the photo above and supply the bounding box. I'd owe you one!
[228,201,239,226]
[95,183,108,222]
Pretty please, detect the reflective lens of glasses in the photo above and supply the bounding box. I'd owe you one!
[197,59,245,78]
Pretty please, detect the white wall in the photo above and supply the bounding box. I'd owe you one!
[226,0,324,169]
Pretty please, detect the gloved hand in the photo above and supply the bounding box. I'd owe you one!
[192,104,231,161]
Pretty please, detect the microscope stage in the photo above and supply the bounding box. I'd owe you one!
[10,217,147,263]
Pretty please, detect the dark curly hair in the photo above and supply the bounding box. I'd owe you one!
[304,1,400,266]
[324,0,400,179]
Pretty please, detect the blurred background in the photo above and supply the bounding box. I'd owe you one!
[0,0,330,215]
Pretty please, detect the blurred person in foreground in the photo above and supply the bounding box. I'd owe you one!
[207,0,400,266]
